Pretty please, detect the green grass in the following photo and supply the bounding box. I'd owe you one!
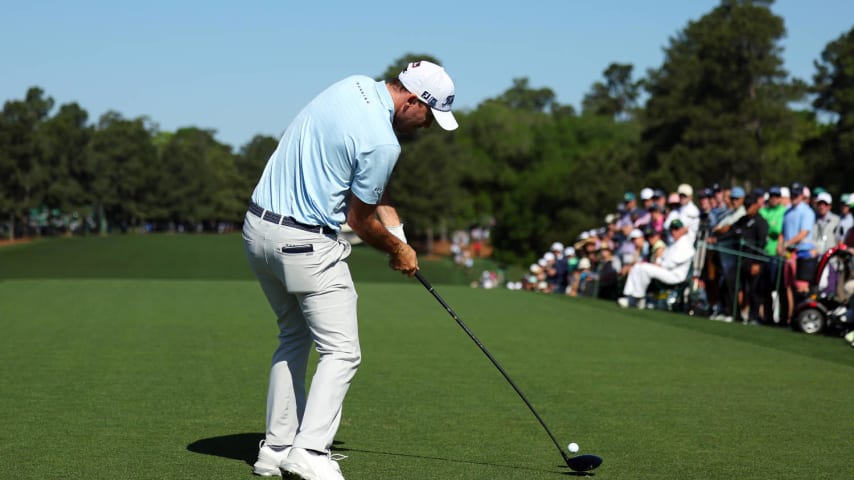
[1,235,853,479]
[0,233,496,284]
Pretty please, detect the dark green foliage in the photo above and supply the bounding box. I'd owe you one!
[640,0,804,188]
[378,53,444,81]
[582,63,642,120]
[809,26,854,194]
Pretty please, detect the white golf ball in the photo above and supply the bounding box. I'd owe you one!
[568,442,579,453]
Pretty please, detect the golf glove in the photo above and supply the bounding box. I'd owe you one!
[386,224,407,244]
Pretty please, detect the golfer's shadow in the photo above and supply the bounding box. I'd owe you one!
[187,433,347,466]
[187,434,589,476]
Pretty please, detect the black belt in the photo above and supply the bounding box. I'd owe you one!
[248,202,335,235]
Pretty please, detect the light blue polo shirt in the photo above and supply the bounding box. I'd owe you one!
[251,76,401,231]
[782,201,816,255]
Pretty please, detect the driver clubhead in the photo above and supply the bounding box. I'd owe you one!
[566,454,603,472]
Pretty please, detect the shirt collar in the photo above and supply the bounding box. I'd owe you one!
[374,80,395,123]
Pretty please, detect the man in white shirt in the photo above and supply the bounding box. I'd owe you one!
[677,183,701,239]
[618,219,696,308]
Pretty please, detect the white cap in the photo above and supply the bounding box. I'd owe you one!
[551,241,564,251]
[816,192,832,204]
[565,246,576,256]
[677,183,693,197]
[543,252,556,261]
[399,61,458,131]
[629,229,644,239]
[579,232,590,240]
[640,187,654,200]
[529,263,540,273]
[578,258,591,269]
[538,258,547,267]
[780,187,791,198]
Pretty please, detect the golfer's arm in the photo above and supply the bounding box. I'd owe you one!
[348,195,406,255]
[376,190,402,227]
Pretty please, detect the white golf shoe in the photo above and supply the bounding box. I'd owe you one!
[282,448,345,480]
[253,440,292,476]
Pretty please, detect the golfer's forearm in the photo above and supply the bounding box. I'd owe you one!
[375,204,402,227]
[350,215,405,255]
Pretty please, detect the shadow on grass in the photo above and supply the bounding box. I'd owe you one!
[187,432,264,465]
[186,433,580,475]
[331,444,576,476]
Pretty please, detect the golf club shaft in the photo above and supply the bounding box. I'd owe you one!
[414,271,571,464]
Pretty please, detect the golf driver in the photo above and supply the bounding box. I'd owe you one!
[415,272,603,473]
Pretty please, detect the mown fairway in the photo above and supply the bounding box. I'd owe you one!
[1,234,852,479]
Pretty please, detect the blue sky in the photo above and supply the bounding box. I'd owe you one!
[2,0,852,149]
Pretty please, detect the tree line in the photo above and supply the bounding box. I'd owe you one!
[2,0,853,264]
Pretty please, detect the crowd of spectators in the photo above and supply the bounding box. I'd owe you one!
[517,182,854,340]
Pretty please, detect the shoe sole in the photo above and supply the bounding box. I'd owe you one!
[253,465,283,477]
[281,463,317,480]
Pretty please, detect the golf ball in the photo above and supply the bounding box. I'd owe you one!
[568,442,579,453]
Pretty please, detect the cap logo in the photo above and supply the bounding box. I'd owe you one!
[420,91,455,110]
[421,91,438,107]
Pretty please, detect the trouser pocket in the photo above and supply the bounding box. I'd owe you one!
[275,242,324,293]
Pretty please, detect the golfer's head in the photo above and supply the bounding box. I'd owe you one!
[398,61,458,131]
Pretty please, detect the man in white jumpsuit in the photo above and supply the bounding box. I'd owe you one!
[243,61,458,480]
[618,219,696,308]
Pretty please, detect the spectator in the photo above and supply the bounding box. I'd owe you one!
[813,192,840,255]
[569,257,593,297]
[711,183,728,222]
[548,242,569,294]
[644,227,667,263]
[698,188,719,228]
[716,193,769,323]
[597,245,622,300]
[759,186,787,323]
[564,246,579,287]
[752,187,767,209]
[640,187,655,211]
[619,229,645,278]
[649,203,666,235]
[778,181,817,324]
[617,219,696,309]
[759,186,786,256]
[837,193,853,240]
[780,186,792,207]
[677,183,701,239]
[714,186,746,233]
[663,193,681,243]
[652,188,667,211]
[617,192,637,232]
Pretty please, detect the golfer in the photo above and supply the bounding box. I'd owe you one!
[242,61,458,480]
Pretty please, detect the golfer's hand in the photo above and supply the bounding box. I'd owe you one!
[389,243,418,277]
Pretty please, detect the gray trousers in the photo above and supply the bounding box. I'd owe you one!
[242,211,360,453]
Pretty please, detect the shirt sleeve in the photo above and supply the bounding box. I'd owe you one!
[350,144,401,205]
[799,207,816,234]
